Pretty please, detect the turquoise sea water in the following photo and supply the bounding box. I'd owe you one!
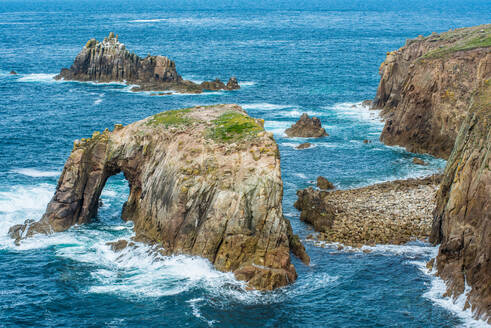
[0,1,490,327]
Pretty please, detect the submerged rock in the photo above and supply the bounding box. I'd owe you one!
[430,84,490,321]
[9,104,308,290]
[55,33,240,94]
[9,70,17,75]
[285,113,328,138]
[361,100,372,108]
[373,24,490,158]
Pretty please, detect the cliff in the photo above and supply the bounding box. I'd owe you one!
[430,83,490,321]
[9,104,308,290]
[374,24,490,158]
[55,32,240,94]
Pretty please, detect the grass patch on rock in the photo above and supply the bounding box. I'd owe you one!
[147,108,193,127]
[423,26,491,58]
[207,111,263,142]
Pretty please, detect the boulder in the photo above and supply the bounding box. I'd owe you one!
[285,113,328,138]
[317,176,334,190]
[296,142,311,149]
[412,158,427,165]
[55,33,240,93]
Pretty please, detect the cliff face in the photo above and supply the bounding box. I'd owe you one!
[9,104,308,290]
[374,25,490,158]
[430,83,490,321]
[55,33,240,93]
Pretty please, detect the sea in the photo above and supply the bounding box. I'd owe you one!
[0,0,490,327]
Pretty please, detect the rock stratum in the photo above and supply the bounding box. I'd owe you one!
[430,83,490,321]
[295,176,440,247]
[55,32,240,94]
[9,104,309,290]
[373,24,490,158]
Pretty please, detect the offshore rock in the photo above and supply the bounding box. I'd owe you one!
[373,24,490,158]
[55,33,240,94]
[226,77,240,90]
[285,113,328,138]
[9,70,17,75]
[9,104,308,290]
[296,142,311,149]
[430,83,490,321]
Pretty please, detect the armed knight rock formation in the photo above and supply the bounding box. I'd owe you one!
[373,25,490,158]
[55,32,240,94]
[430,83,490,322]
[9,104,308,290]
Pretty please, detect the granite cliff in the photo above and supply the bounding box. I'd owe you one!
[373,24,490,158]
[430,83,490,321]
[9,104,308,290]
[55,33,240,94]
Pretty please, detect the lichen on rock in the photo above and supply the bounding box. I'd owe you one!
[8,104,308,290]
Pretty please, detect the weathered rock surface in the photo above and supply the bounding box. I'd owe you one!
[373,24,490,158]
[285,113,328,138]
[55,33,240,94]
[430,83,490,321]
[295,175,441,247]
[9,104,308,290]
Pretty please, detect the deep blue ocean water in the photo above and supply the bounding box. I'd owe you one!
[0,1,490,327]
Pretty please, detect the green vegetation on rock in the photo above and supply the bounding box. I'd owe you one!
[147,108,193,127]
[207,111,263,142]
[423,26,491,58]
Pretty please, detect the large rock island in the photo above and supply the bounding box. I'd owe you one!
[55,32,240,94]
[9,104,308,290]
[373,24,490,158]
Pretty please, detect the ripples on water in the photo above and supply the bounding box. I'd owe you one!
[1,1,490,327]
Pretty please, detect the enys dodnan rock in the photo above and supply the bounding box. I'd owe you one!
[55,32,240,94]
[285,113,328,138]
[430,83,490,322]
[9,104,309,290]
[374,24,490,158]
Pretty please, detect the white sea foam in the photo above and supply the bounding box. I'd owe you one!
[241,103,290,111]
[129,18,168,23]
[11,168,60,178]
[16,73,58,83]
[263,120,290,136]
[326,102,384,127]
[240,81,255,86]
[410,259,490,327]
[280,142,317,150]
[93,94,104,105]
[187,298,218,327]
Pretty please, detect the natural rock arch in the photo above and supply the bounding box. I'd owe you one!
[10,104,309,290]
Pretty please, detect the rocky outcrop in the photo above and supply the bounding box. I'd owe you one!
[430,83,490,321]
[295,175,441,247]
[285,113,328,138]
[9,104,308,290]
[373,24,490,158]
[55,33,240,94]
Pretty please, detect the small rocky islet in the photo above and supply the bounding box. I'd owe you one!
[55,32,240,94]
[11,25,490,321]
